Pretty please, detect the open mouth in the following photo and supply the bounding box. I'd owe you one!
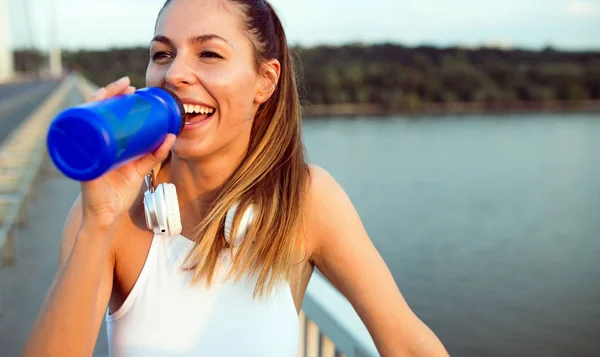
[183,103,216,125]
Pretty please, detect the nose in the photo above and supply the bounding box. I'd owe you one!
[164,54,197,88]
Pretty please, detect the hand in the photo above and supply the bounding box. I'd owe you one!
[80,76,176,231]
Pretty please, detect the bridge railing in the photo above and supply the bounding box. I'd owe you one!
[0,76,73,313]
[299,272,379,357]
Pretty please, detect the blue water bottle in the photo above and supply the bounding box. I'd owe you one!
[47,87,184,181]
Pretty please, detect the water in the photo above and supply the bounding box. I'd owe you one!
[303,113,600,357]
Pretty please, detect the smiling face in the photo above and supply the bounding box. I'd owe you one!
[146,0,266,160]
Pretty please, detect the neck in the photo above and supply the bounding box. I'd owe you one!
[157,146,247,223]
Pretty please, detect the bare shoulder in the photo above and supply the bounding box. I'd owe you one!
[307,164,345,204]
[305,164,360,263]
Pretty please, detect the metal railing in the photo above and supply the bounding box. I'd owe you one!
[0,76,73,312]
[299,272,379,357]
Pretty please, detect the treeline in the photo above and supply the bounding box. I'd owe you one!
[15,44,600,112]
[296,45,600,111]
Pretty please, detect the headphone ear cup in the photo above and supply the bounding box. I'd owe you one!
[162,183,182,236]
[154,185,169,235]
[144,189,157,232]
[224,203,236,242]
[224,203,254,247]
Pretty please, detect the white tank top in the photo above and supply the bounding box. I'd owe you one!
[105,233,299,356]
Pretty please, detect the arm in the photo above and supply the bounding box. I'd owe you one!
[22,77,174,357]
[308,166,449,357]
[22,195,116,357]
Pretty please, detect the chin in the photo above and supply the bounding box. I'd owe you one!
[170,138,215,161]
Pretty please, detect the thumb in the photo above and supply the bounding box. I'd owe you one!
[133,134,177,178]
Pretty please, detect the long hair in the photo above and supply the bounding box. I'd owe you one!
[159,0,309,297]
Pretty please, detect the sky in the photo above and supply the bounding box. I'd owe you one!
[5,0,600,51]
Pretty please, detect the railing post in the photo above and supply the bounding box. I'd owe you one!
[17,197,29,227]
[298,311,306,357]
[29,170,42,202]
[301,272,379,357]
[1,225,15,266]
[306,320,320,357]
[321,336,336,357]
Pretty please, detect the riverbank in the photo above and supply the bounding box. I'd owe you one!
[303,100,600,118]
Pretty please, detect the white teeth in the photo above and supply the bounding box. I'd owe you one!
[183,103,215,115]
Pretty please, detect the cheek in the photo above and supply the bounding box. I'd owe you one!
[145,64,163,87]
[205,64,257,115]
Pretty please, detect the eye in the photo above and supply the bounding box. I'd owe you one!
[199,51,223,59]
[151,51,174,64]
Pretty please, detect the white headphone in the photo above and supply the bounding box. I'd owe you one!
[143,168,254,246]
[143,170,182,237]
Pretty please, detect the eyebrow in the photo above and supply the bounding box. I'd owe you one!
[190,34,229,46]
[151,34,230,47]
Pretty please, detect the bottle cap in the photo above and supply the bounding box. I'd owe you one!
[47,107,114,181]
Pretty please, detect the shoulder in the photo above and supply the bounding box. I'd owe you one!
[306,164,345,217]
[307,164,342,201]
[305,165,361,262]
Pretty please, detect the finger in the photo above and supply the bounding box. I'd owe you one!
[88,87,107,102]
[124,86,136,95]
[104,76,131,98]
[133,134,177,178]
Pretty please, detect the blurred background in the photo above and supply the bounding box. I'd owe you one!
[1,0,599,356]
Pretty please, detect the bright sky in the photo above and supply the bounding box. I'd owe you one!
[5,0,600,50]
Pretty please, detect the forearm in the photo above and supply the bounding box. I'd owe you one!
[22,226,114,357]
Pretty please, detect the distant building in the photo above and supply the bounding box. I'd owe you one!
[457,40,513,51]
[483,40,513,50]
[0,0,15,82]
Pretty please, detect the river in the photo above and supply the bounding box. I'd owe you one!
[303,113,600,357]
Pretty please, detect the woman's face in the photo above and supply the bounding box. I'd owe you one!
[146,0,263,160]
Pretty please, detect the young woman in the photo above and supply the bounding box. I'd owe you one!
[23,0,449,356]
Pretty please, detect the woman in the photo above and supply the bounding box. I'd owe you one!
[23,0,449,356]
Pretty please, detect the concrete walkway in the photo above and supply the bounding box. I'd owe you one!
[0,87,109,356]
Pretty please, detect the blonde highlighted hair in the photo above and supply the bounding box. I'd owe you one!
[159,0,310,297]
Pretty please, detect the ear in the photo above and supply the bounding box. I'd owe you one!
[254,59,281,104]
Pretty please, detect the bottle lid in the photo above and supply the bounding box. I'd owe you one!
[47,107,114,181]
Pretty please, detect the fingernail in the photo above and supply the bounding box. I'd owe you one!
[95,87,107,97]
[116,76,129,85]
[128,86,136,92]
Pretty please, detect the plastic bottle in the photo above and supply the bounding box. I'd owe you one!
[47,87,184,181]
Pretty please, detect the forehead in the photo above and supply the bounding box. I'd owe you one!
[155,0,246,45]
